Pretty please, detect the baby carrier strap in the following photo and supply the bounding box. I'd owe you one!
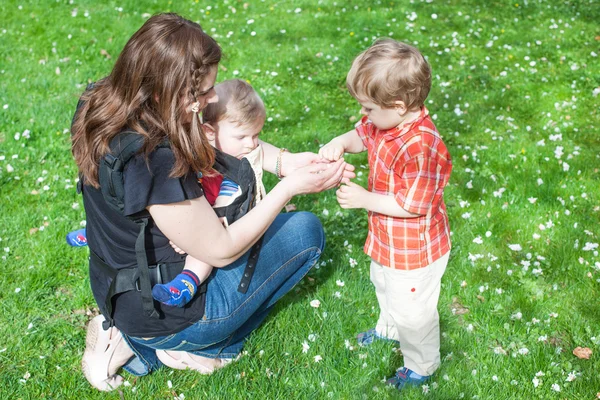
[98,132,145,214]
[211,148,262,294]
[212,148,258,223]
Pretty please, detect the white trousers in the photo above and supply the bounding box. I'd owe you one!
[370,252,449,376]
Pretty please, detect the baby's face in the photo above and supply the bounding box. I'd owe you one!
[215,118,263,159]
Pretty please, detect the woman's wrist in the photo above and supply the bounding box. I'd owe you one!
[275,148,288,179]
[273,175,296,199]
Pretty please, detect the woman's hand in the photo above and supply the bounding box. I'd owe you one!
[340,162,356,184]
[280,151,321,176]
[280,158,347,196]
[282,151,356,184]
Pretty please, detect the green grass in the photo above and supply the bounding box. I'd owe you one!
[1,0,599,398]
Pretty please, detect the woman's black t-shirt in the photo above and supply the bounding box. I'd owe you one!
[83,146,205,337]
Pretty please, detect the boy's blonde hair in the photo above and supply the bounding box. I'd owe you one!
[346,39,431,110]
[203,79,266,128]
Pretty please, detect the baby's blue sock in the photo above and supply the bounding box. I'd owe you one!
[152,270,200,307]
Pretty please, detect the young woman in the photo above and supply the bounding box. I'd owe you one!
[71,13,352,391]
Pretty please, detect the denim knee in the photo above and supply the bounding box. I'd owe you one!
[291,211,325,252]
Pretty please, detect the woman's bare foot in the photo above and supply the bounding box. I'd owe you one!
[81,315,135,391]
[156,349,233,374]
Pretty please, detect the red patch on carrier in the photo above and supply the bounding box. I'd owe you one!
[411,288,416,292]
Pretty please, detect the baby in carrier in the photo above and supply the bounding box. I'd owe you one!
[152,79,267,307]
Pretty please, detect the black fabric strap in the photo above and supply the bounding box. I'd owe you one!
[238,236,263,294]
[135,218,159,318]
[89,249,186,329]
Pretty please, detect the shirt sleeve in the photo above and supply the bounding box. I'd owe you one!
[355,115,373,148]
[123,147,204,216]
[394,155,440,215]
[201,174,224,206]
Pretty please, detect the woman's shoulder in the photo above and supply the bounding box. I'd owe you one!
[122,140,202,216]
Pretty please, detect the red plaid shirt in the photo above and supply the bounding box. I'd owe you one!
[355,107,452,270]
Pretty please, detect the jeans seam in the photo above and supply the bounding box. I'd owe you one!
[199,246,322,325]
[123,335,153,373]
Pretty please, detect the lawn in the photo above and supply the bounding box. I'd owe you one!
[1,0,599,399]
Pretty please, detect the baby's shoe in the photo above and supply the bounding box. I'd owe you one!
[385,367,430,390]
[356,328,400,346]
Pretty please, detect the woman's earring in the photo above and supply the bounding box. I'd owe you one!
[191,101,203,123]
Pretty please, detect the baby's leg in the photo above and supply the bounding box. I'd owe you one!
[184,256,213,282]
[152,256,212,307]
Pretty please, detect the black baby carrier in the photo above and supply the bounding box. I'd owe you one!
[79,131,262,329]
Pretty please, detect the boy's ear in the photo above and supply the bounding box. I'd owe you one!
[202,123,216,140]
[394,100,407,116]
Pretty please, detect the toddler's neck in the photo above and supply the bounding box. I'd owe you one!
[396,109,421,129]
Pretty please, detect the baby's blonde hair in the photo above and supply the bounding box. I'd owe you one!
[346,39,431,110]
[203,79,266,128]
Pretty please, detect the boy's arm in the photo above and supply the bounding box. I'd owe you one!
[337,182,421,218]
[319,129,366,161]
[338,154,443,218]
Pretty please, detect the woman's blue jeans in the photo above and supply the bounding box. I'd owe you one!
[122,211,325,376]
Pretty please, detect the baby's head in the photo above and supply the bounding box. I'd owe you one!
[203,79,266,159]
[346,39,431,130]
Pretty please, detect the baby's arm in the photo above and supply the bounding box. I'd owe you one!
[319,129,366,161]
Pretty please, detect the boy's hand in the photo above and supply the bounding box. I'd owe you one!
[318,140,345,161]
[336,181,369,209]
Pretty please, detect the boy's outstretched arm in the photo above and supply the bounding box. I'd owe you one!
[336,181,421,218]
[319,129,366,161]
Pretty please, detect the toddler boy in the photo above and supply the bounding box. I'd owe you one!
[319,39,452,390]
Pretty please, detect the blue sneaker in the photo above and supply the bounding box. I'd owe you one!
[356,328,400,346]
[386,367,430,390]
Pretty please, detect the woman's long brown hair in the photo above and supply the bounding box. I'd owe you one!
[71,13,221,187]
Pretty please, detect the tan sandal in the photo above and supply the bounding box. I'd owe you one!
[81,315,135,391]
[156,350,231,374]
